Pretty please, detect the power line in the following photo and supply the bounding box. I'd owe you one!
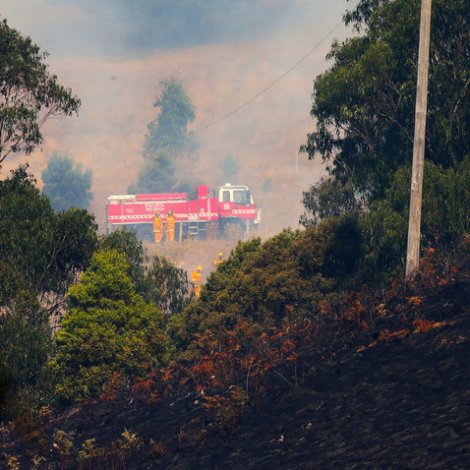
[195,19,344,133]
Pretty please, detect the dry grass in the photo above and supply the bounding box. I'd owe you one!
[143,237,240,281]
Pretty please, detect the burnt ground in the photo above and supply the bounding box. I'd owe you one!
[2,269,470,469]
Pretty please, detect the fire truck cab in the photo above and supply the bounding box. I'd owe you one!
[218,184,254,205]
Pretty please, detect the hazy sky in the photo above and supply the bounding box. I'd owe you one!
[3,0,351,55]
[1,0,357,233]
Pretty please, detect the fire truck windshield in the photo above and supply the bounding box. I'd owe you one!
[233,189,251,205]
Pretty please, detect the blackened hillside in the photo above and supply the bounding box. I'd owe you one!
[3,266,470,470]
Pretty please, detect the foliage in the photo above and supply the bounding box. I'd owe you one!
[129,156,176,194]
[262,177,272,193]
[144,79,196,156]
[301,156,470,286]
[302,0,470,199]
[359,199,408,282]
[0,166,97,305]
[98,229,148,296]
[189,318,306,396]
[171,221,364,354]
[51,250,173,402]
[344,0,383,29]
[130,79,198,193]
[0,293,52,420]
[299,0,470,285]
[169,238,262,350]
[0,167,96,420]
[0,18,80,165]
[98,230,191,315]
[220,154,240,183]
[0,166,52,303]
[52,207,98,293]
[398,158,470,250]
[42,154,93,212]
[146,255,191,316]
[321,215,363,282]
[359,158,470,282]
[300,176,363,227]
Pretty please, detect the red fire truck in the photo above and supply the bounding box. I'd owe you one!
[105,183,261,241]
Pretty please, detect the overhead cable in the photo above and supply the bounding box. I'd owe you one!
[196,19,344,133]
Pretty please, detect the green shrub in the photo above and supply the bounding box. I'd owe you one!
[0,293,52,420]
[51,250,173,403]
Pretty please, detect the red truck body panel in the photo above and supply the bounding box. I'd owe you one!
[106,185,258,229]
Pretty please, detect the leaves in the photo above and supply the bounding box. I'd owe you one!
[0,166,97,304]
[130,79,198,193]
[42,154,93,212]
[303,0,470,198]
[146,255,191,316]
[0,19,80,164]
[52,250,174,403]
[171,224,360,353]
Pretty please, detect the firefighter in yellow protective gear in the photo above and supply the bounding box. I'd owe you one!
[166,210,175,242]
[191,265,202,299]
[153,211,163,244]
[213,251,224,268]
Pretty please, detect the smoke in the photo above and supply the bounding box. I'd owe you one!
[1,0,354,236]
[14,0,344,55]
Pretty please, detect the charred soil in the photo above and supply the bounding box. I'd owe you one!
[3,266,470,469]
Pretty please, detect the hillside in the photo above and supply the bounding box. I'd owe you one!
[2,262,469,469]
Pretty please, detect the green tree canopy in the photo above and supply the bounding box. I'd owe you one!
[302,0,470,198]
[220,153,240,183]
[0,18,80,166]
[300,176,363,227]
[51,250,173,402]
[98,228,148,296]
[129,155,176,194]
[130,78,198,193]
[144,78,196,155]
[0,293,52,421]
[170,221,363,353]
[146,255,191,316]
[0,166,97,306]
[0,167,96,419]
[360,157,470,281]
[99,229,192,316]
[42,154,93,212]
[299,0,470,284]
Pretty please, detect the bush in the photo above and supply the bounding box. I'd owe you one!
[0,166,97,304]
[98,229,148,296]
[171,221,364,356]
[42,154,93,212]
[359,158,470,283]
[51,250,174,403]
[0,293,53,420]
[146,255,191,316]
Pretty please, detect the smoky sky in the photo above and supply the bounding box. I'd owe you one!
[42,0,340,55]
[1,0,354,233]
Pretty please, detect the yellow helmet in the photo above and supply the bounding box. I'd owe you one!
[196,265,202,271]
[218,252,223,257]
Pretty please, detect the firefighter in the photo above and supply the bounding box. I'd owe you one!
[153,211,163,244]
[213,251,224,268]
[191,265,203,299]
[166,210,175,242]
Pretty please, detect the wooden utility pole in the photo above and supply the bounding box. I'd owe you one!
[406,0,432,279]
